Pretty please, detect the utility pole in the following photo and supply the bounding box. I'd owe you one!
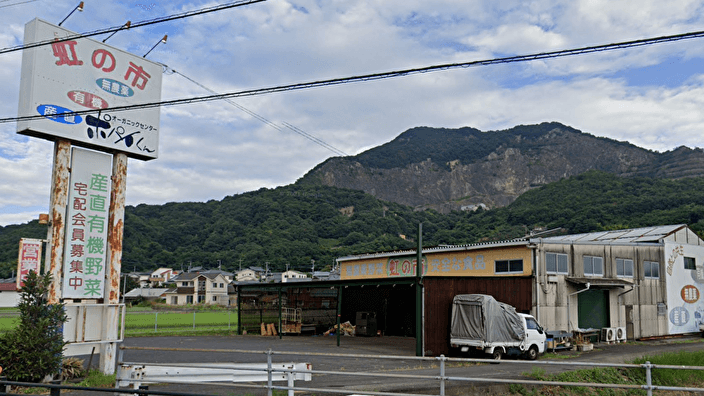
[239,258,243,271]
[311,259,315,274]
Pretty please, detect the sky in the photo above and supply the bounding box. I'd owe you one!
[2,0,704,226]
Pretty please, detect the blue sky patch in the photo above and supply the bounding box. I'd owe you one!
[610,56,704,88]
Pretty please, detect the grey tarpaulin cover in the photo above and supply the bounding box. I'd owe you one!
[450,294,525,343]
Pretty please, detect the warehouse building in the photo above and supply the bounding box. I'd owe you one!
[532,224,704,341]
[237,224,704,356]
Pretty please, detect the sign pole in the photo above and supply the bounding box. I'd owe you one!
[45,139,71,303]
[100,152,127,374]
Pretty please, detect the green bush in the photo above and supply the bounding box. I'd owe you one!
[0,271,67,382]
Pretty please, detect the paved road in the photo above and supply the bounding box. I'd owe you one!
[72,334,704,395]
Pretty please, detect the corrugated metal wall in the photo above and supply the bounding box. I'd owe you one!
[423,277,533,356]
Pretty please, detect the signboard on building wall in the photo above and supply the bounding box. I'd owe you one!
[342,256,427,280]
[17,238,43,288]
[62,148,112,299]
[17,18,162,160]
[664,242,704,334]
[340,246,532,280]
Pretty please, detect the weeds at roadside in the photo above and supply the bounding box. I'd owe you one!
[545,351,583,360]
[73,369,116,388]
[514,349,704,395]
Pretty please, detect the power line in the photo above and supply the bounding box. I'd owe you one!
[166,65,347,156]
[0,0,38,9]
[3,28,704,125]
[0,0,266,55]
[281,122,347,156]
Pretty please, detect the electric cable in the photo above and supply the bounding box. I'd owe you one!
[0,0,266,55]
[167,65,347,156]
[0,0,37,9]
[3,28,704,124]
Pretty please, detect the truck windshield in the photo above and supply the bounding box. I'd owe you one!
[526,318,539,330]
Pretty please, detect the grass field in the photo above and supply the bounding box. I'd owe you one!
[0,314,18,332]
[124,310,238,334]
[0,307,285,336]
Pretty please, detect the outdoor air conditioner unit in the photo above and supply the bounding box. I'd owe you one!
[601,327,616,343]
[616,326,627,342]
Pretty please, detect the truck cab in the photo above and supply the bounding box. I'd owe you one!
[518,313,547,360]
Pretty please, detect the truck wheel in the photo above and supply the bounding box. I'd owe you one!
[491,349,502,362]
[526,346,539,360]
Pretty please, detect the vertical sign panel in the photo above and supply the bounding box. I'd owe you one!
[17,238,43,288]
[17,18,162,160]
[62,148,112,299]
[665,242,704,334]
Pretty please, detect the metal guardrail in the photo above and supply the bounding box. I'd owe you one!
[2,345,704,396]
[115,345,704,396]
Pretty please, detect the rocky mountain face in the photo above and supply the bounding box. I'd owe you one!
[298,122,704,213]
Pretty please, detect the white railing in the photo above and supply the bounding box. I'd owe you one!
[117,345,704,396]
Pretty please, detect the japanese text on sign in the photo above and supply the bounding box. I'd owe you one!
[17,19,162,160]
[17,238,43,288]
[62,148,112,299]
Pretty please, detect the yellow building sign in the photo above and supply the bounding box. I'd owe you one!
[340,245,531,280]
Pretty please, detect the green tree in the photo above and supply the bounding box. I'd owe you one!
[0,271,67,382]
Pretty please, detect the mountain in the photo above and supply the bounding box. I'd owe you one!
[2,122,704,277]
[297,122,704,212]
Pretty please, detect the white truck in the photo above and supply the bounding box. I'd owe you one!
[449,294,546,360]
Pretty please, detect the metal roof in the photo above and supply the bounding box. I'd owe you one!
[533,224,687,245]
[337,238,529,262]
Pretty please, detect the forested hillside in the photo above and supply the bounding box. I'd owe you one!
[1,171,703,277]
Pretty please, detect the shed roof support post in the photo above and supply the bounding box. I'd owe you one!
[237,287,242,335]
[416,222,423,356]
[337,285,342,347]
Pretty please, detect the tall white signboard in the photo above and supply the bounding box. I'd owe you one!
[665,242,704,334]
[62,148,112,299]
[17,18,162,160]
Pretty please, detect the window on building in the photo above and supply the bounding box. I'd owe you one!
[546,252,568,274]
[212,296,217,302]
[495,259,523,274]
[220,283,224,288]
[186,295,193,304]
[685,257,696,270]
[583,256,604,276]
[198,295,205,303]
[171,296,178,304]
[644,261,660,279]
[212,282,217,288]
[616,258,634,277]
[181,282,188,287]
